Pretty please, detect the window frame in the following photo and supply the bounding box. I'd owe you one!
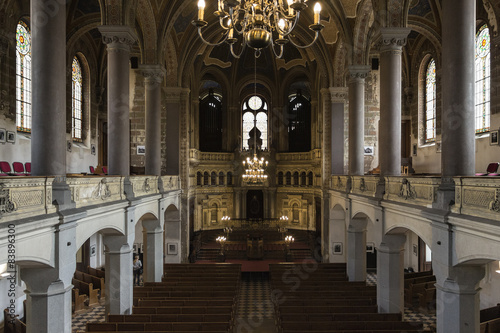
[242,95,268,151]
[474,23,491,134]
[72,56,84,142]
[15,20,32,133]
[424,58,437,143]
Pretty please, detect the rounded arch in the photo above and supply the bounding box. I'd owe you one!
[76,224,125,251]
[385,226,431,251]
[136,0,157,64]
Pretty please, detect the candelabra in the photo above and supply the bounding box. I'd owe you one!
[223,225,233,240]
[216,235,227,256]
[193,0,324,58]
[284,235,294,262]
[242,154,268,184]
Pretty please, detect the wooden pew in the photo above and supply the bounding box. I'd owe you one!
[13,317,26,333]
[75,270,106,298]
[417,287,436,312]
[87,266,105,279]
[4,308,16,333]
[72,278,99,306]
[72,288,87,313]
[405,281,435,307]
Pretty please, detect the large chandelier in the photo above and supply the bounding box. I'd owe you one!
[242,154,268,183]
[193,0,324,58]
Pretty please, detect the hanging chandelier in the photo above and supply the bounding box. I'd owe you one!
[242,154,268,183]
[193,0,324,58]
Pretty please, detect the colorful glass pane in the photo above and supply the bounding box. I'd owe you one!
[16,22,31,56]
[475,24,490,133]
[424,59,436,143]
[16,21,32,132]
[72,57,83,141]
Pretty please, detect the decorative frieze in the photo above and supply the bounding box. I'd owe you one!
[384,176,439,207]
[0,184,15,218]
[99,25,137,51]
[351,176,379,196]
[453,177,500,220]
[329,87,348,103]
[376,27,411,53]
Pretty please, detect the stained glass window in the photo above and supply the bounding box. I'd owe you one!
[475,24,490,133]
[16,21,32,132]
[72,57,83,141]
[425,59,436,143]
[242,95,268,150]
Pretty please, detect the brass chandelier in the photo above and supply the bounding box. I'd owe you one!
[193,0,324,58]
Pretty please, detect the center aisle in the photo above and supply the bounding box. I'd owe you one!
[234,272,277,333]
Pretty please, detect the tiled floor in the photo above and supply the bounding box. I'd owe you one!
[73,271,436,333]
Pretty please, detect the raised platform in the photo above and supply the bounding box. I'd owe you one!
[195,259,317,272]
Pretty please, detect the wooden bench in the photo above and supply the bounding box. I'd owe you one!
[405,281,435,307]
[87,321,230,331]
[72,278,99,306]
[87,266,105,279]
[132,306,233,315]
[280,320,424,331]
[75,270,106,298]
[108,313,232,323]
[72,288,87,313]
[417,287,436,312]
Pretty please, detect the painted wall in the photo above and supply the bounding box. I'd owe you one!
[479,261,500,310]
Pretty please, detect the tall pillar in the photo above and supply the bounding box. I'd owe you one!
[346,220,367,281]
[234,189,242,218]
[21,221,77,333]
[164,87,187,175]
[103,235,133,315]
[330,87,348,175]
[142,219,164,281]
[348,66,370,175]
[322,193,330,262]
[142,65,165,176]
[377,234,406,313]
[99,26,136,176]
[321,89,333,183]
[31,0,66,177]
[441,0,476,179]
[435,266,484,333]
[378,28,410,177]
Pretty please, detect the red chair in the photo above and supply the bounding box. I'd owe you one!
[102,166,108,174]
[475,162,499,176]
[25,162,31,174]
[12,162,26,175]
[89,166,95,174]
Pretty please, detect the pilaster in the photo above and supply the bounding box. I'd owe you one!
[330,87,348,175]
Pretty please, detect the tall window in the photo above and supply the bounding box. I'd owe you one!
[288,91,311,151]
[16,21,32,132]
[72,57,83,141]
[475,24,490,133]
[424,59,436,143]
[199,89,223,151]
[242,95,268,150]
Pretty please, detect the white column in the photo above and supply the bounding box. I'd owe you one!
[347,221,367,281]
[103,235,133,315]
[377,234,406,313]
[99,26,136,176]
[348,66,370,175]
[330,87,348,175]
[435,266,484,333]
[142,219,164,282]
[141,65,165,176]
[21,221,77,333]
[378,28,410,177]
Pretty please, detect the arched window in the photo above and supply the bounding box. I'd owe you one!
[219,172,225,185]
[308,172,313,186]
[285,172,291,186]
[211,171,217,185]
[72,57,83,141]
[293,172,299,186]
[227,172,233,186]
[199,89,223,151]
[242,95,268,150]
[277,172,284,185]
[292,203,299,222]
[475,24,490,133]
[211,203,218,223]
[288,91,311,152]
[16,21,32,132]
[424,59,436,143]
[203,172,209,185]
[197,172,202,186]
[301,172,306,186]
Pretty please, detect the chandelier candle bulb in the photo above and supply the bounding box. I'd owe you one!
[314,3,321,24]
[198,0,205,20]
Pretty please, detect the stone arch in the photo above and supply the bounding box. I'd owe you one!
[329,203,347,263]
[351,0,375,66]
[135,0,157,64]
[164,204,181,263]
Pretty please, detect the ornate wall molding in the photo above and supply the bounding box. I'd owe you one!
[98,25,137,51]
[0,184,15,218]
[376,27,411,53]
[329,87,349,103]
[348,65,371,83]
[141,64,166,84]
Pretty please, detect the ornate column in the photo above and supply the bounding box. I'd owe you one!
[330,87,348,175]
[99,26,137,176]
[378,28,410,177]
[141,65,165,176]
[31,0,73,207]
[377,234,406,313]
[321,88,332,184]
[348,66,370,175]
[439,0,476,205]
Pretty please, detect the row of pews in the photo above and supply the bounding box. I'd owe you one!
[73,266,106,313]
[3,306,26,333]
[404,270,436,311]
[86,263,241,332]
[270,263,431,333]
[480,303,500,333]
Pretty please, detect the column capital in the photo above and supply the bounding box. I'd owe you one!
[140,64,166,84]
[348,65,371,82]
[98,25,137,50]
[376,27,411,52]
[329,87,348,103]
[164,87,190,103]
